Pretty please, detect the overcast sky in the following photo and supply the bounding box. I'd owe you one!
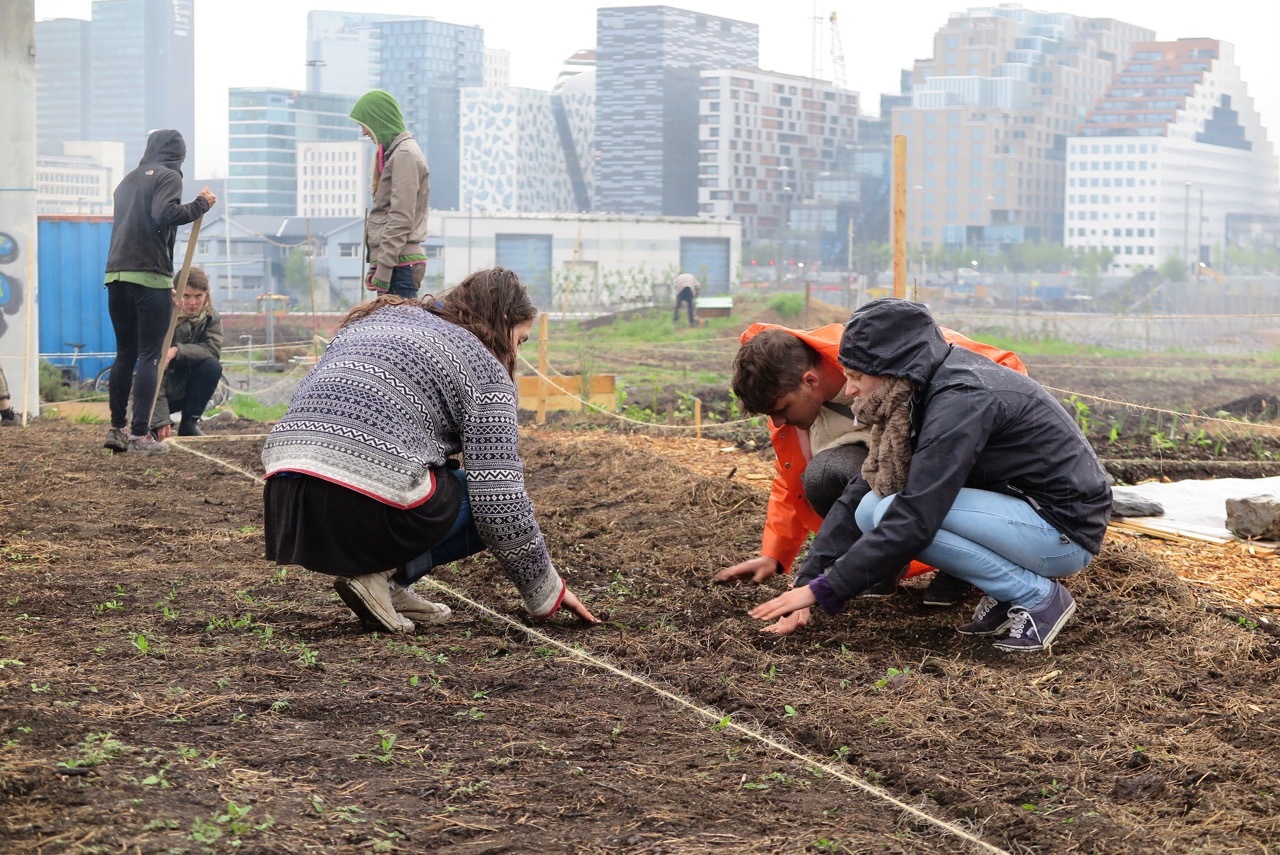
[33,0,1280,181]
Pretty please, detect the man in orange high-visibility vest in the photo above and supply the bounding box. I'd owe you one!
[716,320,1026,635]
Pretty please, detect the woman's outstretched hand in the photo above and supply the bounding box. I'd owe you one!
[560,586,601,624]
[749,585,816,627]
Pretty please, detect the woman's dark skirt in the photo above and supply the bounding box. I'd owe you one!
[263,471,462,578]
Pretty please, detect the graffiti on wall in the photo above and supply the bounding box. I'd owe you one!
[0,231,24,340]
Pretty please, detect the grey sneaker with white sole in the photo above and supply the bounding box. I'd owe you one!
[334,570,414,633]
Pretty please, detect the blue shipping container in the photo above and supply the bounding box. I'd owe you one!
[38,217,115,384]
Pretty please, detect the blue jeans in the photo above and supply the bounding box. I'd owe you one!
[393,468,483,585]
[388,265,420,299]
[856,488,1093,609]
[107,281,173,436]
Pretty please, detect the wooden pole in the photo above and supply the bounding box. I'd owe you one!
[306,217,317,337]
[147,215,202,433]
[892,135,907,299]
[536,313,549,425]
[694,398,702,439]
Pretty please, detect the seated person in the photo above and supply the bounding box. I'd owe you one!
[748,299,1111,652]
[151,266,222,438]
[0,365,17,426]
[715,318,1026,633]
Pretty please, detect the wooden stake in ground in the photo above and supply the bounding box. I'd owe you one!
[146,215,203,433]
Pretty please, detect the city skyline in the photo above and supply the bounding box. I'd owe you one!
[33,0,1280,182]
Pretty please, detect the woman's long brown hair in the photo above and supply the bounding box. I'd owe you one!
[338,267,537,379]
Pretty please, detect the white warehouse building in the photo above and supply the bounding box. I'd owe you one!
[1064,39,1279,275]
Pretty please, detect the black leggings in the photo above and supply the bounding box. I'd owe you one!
[154,356,222,429]
[107,281,173,436]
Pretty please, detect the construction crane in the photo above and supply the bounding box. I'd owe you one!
[829,11,847,89]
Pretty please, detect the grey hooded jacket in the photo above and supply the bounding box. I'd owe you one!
[105,130,210,280]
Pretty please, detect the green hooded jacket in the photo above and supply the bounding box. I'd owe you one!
[350,90,429,292]
[349,90,406,146]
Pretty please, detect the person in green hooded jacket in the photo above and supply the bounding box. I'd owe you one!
[350,90,429,298]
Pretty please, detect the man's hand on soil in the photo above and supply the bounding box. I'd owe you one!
[713,555,779,584]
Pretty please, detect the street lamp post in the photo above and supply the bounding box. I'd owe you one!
[1183,180,1191,279]
[1196,187,1204,282]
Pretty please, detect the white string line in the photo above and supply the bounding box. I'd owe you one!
[168,438,265,481]
[1043,387,1280,436]
[415,579,1010,853]
[39,340,317,361]
[518,353,763,431]
[182,439,1009,854]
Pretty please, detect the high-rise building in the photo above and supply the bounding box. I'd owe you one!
[34,18,91,156]
[227,89,355,216]
[35,1,195,168]
[378,18,485,211]
[459,53,595,214]
[595,6,758,216]
[87,0,195,168]
[698,69,859,258]
[36,141,126,215]
[306,11,421,99]
[485,48,511,88]
[893,5,1153,252]
[1065,39,1279,274]
[297,141,370,219]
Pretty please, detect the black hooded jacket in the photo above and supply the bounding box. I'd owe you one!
[794,298,1112,603]
[105,130,210,280]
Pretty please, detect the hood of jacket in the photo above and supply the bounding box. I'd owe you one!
[140,129,187,173]
[838,298,950,387]
[350,90,406,147]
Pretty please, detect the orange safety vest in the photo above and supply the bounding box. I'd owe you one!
[740,321,1027,573]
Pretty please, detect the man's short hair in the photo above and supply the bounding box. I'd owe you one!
[732,329,822,415]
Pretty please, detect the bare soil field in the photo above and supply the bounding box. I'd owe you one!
[2,414,1279,854]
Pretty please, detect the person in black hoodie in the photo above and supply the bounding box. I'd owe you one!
[102,129,216,455]
[749,298,1112,652]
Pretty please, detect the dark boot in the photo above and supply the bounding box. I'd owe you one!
[178,417,204,437]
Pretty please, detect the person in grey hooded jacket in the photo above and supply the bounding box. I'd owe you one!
[749,298,1112,652]
[102,129,216,455]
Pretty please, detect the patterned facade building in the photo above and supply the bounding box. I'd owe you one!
[1065,39,1279,273]
[459,58,595,214]
[595,6,758,216]
[892,4,1152,251]
[697,69,860,252]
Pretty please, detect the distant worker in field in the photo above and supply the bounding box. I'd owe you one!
[673,272,700,326]
[103,128,216,456]
[715,314,1027,633]
[149,267,222,439]
[748,299,1112,653]
[351,90,429,298]
[0,365,17,426]
[262,268,600,634]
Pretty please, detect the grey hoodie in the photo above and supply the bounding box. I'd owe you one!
[104,130,210,281]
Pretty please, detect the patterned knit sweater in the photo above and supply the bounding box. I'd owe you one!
[262,305,563,617]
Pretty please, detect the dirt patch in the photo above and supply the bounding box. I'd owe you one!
[2,421,1279,853]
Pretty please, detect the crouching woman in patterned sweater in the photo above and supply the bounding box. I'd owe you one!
[262,267,599,633]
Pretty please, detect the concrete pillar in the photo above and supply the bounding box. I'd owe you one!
[0,2,39,420]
